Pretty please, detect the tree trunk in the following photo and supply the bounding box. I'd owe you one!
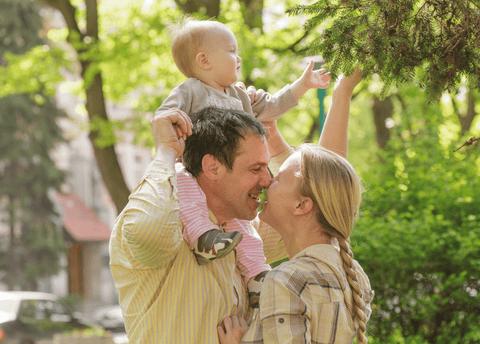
[240,0,264,29]
[372,96,393,149]
[458,90,477,134]
[173,0,220,18]
[38,0,130,213]
[7,194,17,291]
[83,70,130,214]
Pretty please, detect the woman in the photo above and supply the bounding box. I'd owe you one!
[218,71,374,344]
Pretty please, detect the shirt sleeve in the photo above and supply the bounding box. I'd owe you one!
[268,146,296,176]
[231,85,298,122]
[119,159,183,268]
[154,82,193,116]
[242,269,312,344]
[251,84,299,122]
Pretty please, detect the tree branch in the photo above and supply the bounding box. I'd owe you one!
[453,136,480,152]
[37,0,82,37]
[269,30,310,53]
[85,0,98,39]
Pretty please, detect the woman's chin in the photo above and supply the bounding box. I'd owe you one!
[258,206,269,223]
[258,209,265,221]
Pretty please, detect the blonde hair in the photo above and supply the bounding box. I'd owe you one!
[297,144,369,344]
[168,16,231,78]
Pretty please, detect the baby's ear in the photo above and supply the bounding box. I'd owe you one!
[196,52,211,70]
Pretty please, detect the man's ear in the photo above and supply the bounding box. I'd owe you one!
[196,52,211,70]
[201,154,225,180]
[293,197,314,216]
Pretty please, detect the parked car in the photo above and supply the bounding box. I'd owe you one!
[0,291,91,344]
[91,305,125,333]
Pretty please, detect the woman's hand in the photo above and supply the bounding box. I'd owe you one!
[217,316,248,344]
[334,67,363,92]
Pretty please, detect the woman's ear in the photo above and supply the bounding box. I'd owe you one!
[294,197,314,216]
[201,154,225,180]
[196,52,211,70]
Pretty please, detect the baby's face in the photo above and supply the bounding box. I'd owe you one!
[203,27,242,90]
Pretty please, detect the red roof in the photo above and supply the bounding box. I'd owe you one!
[55,192,111,242]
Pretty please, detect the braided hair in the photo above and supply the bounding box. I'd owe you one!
[297,144,369,344]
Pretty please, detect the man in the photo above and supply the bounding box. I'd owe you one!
[109,71,361,343]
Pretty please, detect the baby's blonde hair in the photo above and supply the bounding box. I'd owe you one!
[168,16,231,78]
[297,144,369,344]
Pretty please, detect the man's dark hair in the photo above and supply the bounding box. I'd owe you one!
[183,107,267,177]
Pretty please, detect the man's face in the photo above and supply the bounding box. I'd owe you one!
[214,134,271,223]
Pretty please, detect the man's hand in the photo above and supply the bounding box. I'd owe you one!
[150,108,192,159]
[217,316,248,344]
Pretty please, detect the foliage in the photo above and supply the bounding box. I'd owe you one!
[352,85,480,342]
[0,0,67,290]
[60,294,84,312]
[0,0,329,212]
[37,0,330,149]
[64,326,108,337]
[287,0,480,99]
[1,1,479,342]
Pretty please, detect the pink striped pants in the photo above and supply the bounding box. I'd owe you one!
[175,163,271,282]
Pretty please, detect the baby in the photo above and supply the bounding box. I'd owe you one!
[155,17,330,307]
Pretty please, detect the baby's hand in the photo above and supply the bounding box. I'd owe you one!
[150,108,192,158]
[236,82,265,104]
[301,60,331,89]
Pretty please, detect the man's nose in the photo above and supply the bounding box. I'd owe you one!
[259,168,273,188]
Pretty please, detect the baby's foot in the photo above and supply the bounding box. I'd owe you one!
[193,229,243,265]
[248,270,268,308]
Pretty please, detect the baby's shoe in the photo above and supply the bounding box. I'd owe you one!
[193,229,243,265]
[248,270,268,308]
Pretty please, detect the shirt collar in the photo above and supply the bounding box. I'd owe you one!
[292,244,343,270]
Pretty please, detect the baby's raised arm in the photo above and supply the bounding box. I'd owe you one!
[290,60,331,101]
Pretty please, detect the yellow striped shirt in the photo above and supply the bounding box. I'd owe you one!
[109,149,292,343]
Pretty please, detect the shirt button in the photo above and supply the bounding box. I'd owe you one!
[279,318,284,324]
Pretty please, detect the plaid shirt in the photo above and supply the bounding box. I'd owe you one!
[241,244,374,344]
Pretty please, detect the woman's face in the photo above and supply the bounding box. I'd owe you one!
[259,152,303,230]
